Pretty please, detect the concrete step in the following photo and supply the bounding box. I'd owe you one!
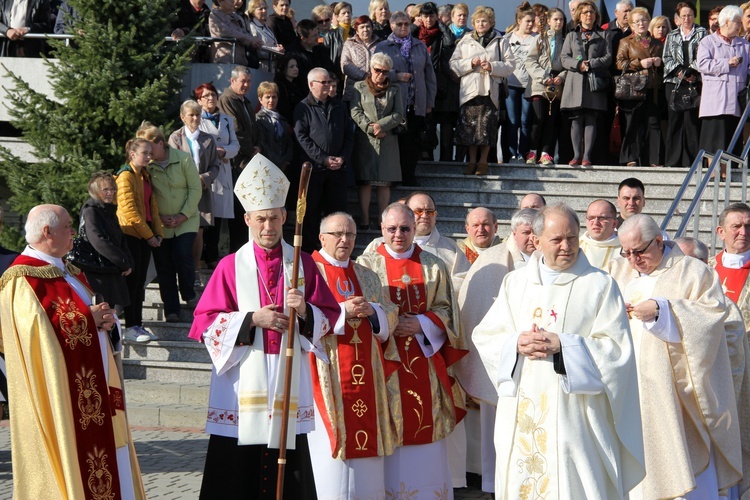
[123,359,212,384]
[125,380,209,406]
[125,402,207,428]
[139,321,195,341]
[123,340,210,363]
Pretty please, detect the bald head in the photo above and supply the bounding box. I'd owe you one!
[674,236,708,263]
[520,193,546,210]
[465,207,498,248]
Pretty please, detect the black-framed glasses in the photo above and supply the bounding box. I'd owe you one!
[395,22,410,27]
[620,238,655,259]
[313,80,333,85]
[323,231,356,239]
[372,67,388,74]
[385,225,412,234]
[317,18,331,24]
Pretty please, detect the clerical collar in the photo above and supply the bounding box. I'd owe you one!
[384,243,415,259]
[24,245,66,271]
[722,248,750,268]
[318,249,349,267]
[538,257,561,285]
[414,234,431,246]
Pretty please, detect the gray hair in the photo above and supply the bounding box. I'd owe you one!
[320,211,356,233]
[618,213,661,242]
[532,203,580,237]
[382,202,414,222]
[510,208,538,232]
[390,10,410,24]
[615,0,634,11]
[674,236,708,262]
[231,65,252,80]
[438,4,451,17]
[25,205,61,245]
[308,67,329,85]
[719,5,743,25]
[370,52,393,71]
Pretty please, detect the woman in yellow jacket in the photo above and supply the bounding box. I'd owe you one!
[116,138,164,343]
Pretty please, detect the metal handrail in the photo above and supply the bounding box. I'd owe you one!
[660,101,750,255]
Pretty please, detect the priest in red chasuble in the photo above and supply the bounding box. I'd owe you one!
[0,204,145,499]
[307,212,400,499]
[356,202,466,499]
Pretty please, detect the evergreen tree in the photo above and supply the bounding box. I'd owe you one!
[0,0,191,249]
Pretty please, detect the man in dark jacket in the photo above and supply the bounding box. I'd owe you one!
[217,65,260,252]
[293,67,353,253]
[0,0,50,57]
[170,0,211,62]
[288,19,336,86]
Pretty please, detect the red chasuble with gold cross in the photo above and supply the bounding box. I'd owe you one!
[714,250,750,304]
[374,244,466,447]
[310,252,400,459]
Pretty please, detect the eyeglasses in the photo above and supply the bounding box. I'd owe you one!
[323,231,356,239]
[413,208,437,217]
[581,10,596,15]
[313,80,333,85]
[101,187,116,193]
[200,93,217,99]
[385,225,412,234]
[619,238,655,259]
[316,18,331,24]
[395,22,411,27]
[585,216,614,222]
[372,67,388,74]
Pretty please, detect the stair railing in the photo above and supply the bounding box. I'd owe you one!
[660,102,750,255]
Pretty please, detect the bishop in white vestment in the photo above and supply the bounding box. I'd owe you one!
[473,205,645,499]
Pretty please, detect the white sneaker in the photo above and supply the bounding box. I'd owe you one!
[123,326,157,344]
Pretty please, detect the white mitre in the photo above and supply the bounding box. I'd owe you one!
[234,153,290,212]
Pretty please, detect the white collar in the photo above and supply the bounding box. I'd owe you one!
[23,245,65,271]
[538,257,561,285]
[384,243,415,259]
[414,233,431,247]
[722,248,750,268]
[318,249,350,268]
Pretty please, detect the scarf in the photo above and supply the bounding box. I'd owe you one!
[201,109,220,128]
[392,33,413,59]
[472,29,496,48]
[419,24,441,50]
[262,107,284,136]
[185,127,201,170]
[635,33,651,49]
[717,31,735,45]
[450,23,468,39]
[366,74,390,98]
[340,22,351,41]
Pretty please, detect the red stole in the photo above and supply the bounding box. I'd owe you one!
[714,250,750,304]
[14,255,123,499]
[310,252,395,458]
[376,245,458,445]
[465,245,479,264]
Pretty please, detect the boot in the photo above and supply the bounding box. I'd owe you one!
[475,162,489,175]
[463,163,477,175]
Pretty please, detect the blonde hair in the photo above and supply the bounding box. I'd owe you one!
[257,81,279,98]
[125,137,151,163]
[572,0,600,27]
[88,171,117,201]
[180,99,202,116]
[248,0,267,19]
[627,6,650,26]
[471,5,495,29]
[311,4,333,21]
[136,121,166,144]
[368,0,389,20]
[648,14,671,34]
[451,2,468,17]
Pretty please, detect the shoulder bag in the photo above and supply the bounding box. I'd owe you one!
[669,78,700,112]
[614,61,648,100]
[67,215,120,274]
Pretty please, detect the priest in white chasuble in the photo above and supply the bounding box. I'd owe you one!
[473,204,645,500]
[579,199,621,270]
[0,204,146,500]
[609,213,742,500]
[456,207,538,494]
[307,212,400,500]
[356,202,467,499]
[187,155,340,499]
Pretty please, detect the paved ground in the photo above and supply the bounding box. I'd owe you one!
[0,421,491,499]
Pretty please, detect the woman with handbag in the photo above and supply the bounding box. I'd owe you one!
[616,7,665,167]
[524,7,566,165]
[350,53,404,228]
[450,5,515,175]
[116,139,163,342]
[697,5,750,162]
[78,172,134,330]
[560,0,612,166]
[662,1,707,167]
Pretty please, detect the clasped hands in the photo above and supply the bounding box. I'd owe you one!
[251,288,307,333]
[471,57,492,72]
[91,303,115,331]
[393,313,421,337]
[625,299,658,323]
[344,296,375,319]
[517,324,561,360]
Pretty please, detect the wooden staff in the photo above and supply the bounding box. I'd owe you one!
[276,162,312,499]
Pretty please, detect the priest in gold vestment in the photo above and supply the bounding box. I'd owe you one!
[609,214,742,499]
[473,204,645,499]
[307,212,400,499]
[0,204,145,499]
[357,202,466,499]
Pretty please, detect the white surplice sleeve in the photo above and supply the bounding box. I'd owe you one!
[558,332,605,395]
[202,311,251,376]
[415,314,447,357]
[642,297,680,343]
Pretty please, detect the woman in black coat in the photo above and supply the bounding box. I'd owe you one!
[79,171,134,309]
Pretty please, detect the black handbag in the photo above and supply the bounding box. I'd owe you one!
[614,62,648,101]
[669,79,700,112]
[587,70,610,92]
[67,217,120,274]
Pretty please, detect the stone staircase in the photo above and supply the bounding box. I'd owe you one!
[122,160,745,427]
